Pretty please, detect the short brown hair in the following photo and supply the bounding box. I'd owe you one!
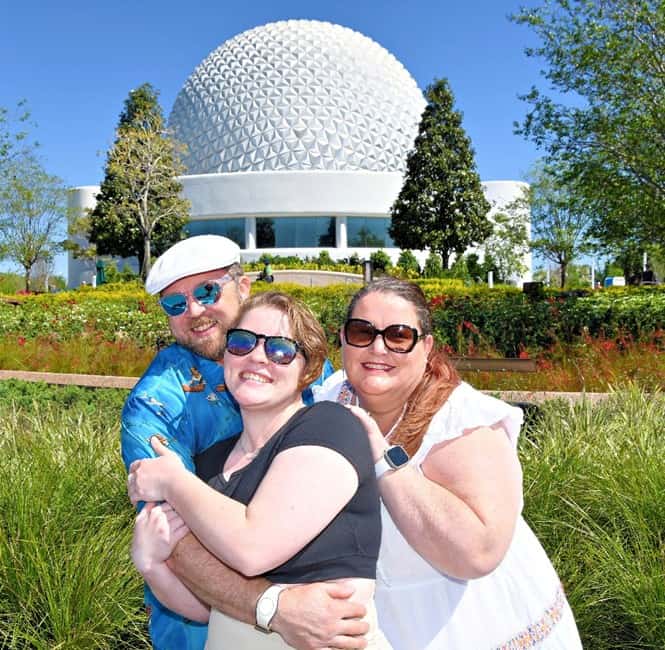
[230,291,327,391]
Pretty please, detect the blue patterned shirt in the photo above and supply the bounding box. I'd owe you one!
[121,342,333,650]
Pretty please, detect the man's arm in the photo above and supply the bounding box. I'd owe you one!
[168,534,369,650]
[167,533,266,624]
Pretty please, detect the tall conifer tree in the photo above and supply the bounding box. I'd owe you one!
[390,78,491,269]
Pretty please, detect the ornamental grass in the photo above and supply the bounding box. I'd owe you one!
[0,399,149,649]
[521,386,665,649]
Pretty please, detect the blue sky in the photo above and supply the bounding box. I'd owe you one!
[2,0,545,278]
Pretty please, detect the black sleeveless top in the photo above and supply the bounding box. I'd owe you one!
[195,401,381,583]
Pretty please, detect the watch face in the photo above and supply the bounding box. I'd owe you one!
[386,445,409,468]
[258,597,275,616]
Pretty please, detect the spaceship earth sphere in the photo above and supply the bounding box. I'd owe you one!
[168,20,426,175]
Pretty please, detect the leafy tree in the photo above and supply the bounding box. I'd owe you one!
[0,152,68,291]
[390,78,492,269]
[604,241,664,283]
[423,251,443,278]
[369,249,392,273]
[396,249,420,275]
[523,163,593,288]
[86,84,189,280]
[480,210,530,283]
[0,101,36,173]
[316,250,334,267]
[103,261,140,284]
[464,253,484,282]
[512,0,665,251]
[447,255,471,282]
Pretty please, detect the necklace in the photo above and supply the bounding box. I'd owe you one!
[383,403,408,441]
[352,384,409,440]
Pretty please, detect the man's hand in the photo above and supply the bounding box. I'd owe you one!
[271,582,369,650]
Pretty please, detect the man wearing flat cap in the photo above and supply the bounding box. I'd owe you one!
[121,236,368,650]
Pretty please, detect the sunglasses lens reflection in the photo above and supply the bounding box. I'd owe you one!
[226,330,258,356]
[345,320,375,346]
[226,329,299,365]
[192,282,221,305]
[384,325,416,351]
[264,338,298,364]
[159,279,226,316]
[160,294,188,316]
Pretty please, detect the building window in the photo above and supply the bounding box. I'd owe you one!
[347,217,394,247]
[256,217,336,248]
[186,219,245,247]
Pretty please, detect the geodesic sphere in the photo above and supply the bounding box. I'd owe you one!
[168,19,425,174]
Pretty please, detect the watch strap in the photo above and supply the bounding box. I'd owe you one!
[255,584,286,633]
[375,455,393,479]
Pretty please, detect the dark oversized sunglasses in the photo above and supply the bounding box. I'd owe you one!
[344,318,424,354]
[159,275,234,317]
[225,328,304,365]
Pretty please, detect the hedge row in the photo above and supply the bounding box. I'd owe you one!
[1,282,663,357]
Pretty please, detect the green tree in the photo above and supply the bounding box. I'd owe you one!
[396,249,420,275]
[0,101,36,172]
[481,210,530,283]
[512,0,665,250]
[370,249,392,273]
[523,163,593,288]
[316,249,334,267]
[86,84,189,280]
[423,251,443,278]
[0,152,68,291]
[390,78,492,269]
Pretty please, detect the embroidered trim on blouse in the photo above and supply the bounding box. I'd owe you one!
[337,379,356,406]
[495,584,566,649]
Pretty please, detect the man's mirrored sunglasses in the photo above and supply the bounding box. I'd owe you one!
[225,328,304,365]
[159,275,234,317]
[344,318,424,353]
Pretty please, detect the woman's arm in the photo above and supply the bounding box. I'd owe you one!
[129,438,359,577]
[352,407,522,580]
[131,502,210,622]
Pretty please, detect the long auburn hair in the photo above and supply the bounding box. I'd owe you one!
[345,278,460,456]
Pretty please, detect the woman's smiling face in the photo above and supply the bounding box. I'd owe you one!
[223,306,305,413]
[341,290,433,404]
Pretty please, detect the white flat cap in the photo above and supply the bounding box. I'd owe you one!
[145,235,241,295]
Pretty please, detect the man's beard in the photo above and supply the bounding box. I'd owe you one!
[176,319,226,361]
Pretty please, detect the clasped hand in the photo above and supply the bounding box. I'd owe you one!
[132,502,190,575]
[127,436,184,505]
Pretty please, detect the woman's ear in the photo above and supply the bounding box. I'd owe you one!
[339,325,345,346]
[424,333,434,356]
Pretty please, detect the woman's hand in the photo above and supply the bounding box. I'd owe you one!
[131,501,190,575]
[346,405,389,462]
[127,436,184,505]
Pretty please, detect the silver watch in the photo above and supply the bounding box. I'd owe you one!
[255,584,286,633]
[375,445,410,479]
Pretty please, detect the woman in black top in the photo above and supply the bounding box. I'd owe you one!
[128,292,389,648]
